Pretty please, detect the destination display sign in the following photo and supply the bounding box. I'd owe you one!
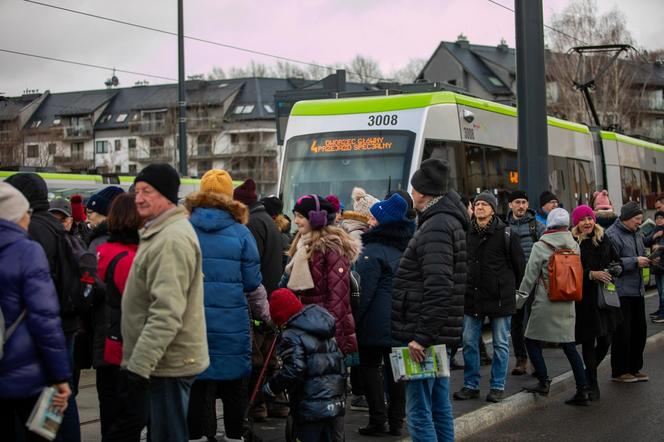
[310,136,394,153]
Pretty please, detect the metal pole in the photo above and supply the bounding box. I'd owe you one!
[177,0,187,175]
[515,0,548,204]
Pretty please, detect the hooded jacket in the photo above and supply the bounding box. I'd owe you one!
[516,230,580,343]
[121,206,209,379]
[247,202,283,294]
[86,221,110,253]
[465,216,526,317]
[0,219,71,398]
[186,192,262,381]
[605,219,646,298]
[266,304,346,423]
[356,220,415,347]
[294,226,361,354]
[506,208,545,261]
[392,191,469,347]
[5,173,78,333]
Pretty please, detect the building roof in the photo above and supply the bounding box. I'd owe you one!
[419,40,514,96]
[26,89,116,128]
[0,94,41,122]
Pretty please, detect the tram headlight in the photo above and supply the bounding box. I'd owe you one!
[463,109,475,123]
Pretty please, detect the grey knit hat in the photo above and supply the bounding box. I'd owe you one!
[546,207,570,229]
[0,182,30,223]
[474,191,497,213]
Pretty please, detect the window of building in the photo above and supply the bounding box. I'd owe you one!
[27,145,39,158]
[149,137,164,148]
[116,113,128,123]
[230,133,239,143]
[263,104,274,114]
[129,164,137,174]
[242,105,255,114]
[48,143,56,155]
[115,165,122,173]
[131,113,139,121]
[197,134,212,156]
[128,138,137,149]
[95,140,108,153]
[487,76,503,87]
[100,114,112,124]
[198,160,212,176]
[52,118,61,126]
[115,140,122,151]
[71,142,84,159]
[30,120,41,128]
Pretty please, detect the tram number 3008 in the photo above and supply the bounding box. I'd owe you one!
[368,114,398,126]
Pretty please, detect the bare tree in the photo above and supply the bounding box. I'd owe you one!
[390,58,427,84]
[545,0,643,132]
[345,55,384,82]
[208,66,227,80]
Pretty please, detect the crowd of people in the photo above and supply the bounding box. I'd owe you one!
[1,159,662,442]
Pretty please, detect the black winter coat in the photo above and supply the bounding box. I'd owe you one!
[247,203,283,294]
[391,191,469,348]
[465,216,525,317]
[356,220,415,347]
[266,305,346,423]
[5,173,78,333]
[576,229,623,342]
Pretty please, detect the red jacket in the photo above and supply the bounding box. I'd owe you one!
[297,229,360,355]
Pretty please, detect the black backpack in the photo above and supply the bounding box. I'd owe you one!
[54,232,99,316]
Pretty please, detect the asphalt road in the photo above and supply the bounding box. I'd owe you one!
[469,341,664,442]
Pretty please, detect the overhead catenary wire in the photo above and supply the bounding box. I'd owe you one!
[0,48,177,81]
[486,0,590,46]
[22,0,393,82]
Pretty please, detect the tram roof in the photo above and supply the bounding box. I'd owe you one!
[600,131,664,152]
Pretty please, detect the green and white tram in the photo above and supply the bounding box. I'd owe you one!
[278,91,664,216]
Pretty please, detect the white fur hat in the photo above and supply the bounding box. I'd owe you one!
[0,182,30,224]
[351,187,379,218]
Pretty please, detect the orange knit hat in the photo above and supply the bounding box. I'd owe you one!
[200,169,234,197]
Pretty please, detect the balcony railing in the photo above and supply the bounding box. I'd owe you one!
[0,130,20,144]
[632,127,664,141]
[638,97,664,112]
[187,117,224,132]
[132,147,175,163]
[128,120,169,135]
[63,126,92,140]
[53,154,94,169]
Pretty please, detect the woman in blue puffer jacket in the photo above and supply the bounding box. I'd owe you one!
[184,170,265,441]
[0,182,71,440]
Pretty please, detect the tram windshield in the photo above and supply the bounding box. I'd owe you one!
[280,130,415,215]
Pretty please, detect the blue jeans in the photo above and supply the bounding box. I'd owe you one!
[525,339,587,388]
[148,376,195,442]
[462,315,511,390]
[405,376,454,442]
[656,274,664,318]
[55,333,81,442]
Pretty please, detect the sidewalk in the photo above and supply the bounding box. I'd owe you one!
[77,293,663,441]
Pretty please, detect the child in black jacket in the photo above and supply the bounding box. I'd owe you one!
[263,288,346,442]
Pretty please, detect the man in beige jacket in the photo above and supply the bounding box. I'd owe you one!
[107,164,208,442]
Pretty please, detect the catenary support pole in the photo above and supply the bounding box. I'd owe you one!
[515,0,549,204]
[177,0,187,176]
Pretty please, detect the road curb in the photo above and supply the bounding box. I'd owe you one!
[395,328,664,442]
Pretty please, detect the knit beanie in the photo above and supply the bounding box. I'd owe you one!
[325,195,342,214]
[539,191,558,208]
[351,187,379,219]
[0,182,30,223]
[655,211,664,220]
[620,201,643,221]
[410,159,449,196]
[135,164,180,204]
[269,288,304,327]
[508,190,528,203]
[370,193,408,225]
[87,186,125,216]
[546,207,570,229]
[386,190,416,220]
[260,196,283,218]
[201,169,233,198]
[473,191,497,213]
[592,190,612,211]
[293,194,335,228]
[70,195,87,222]
[571,204,596,227]
[49,197,72,217]
[4,172,49,212]
[233,179,258,206]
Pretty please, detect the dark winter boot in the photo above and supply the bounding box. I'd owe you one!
[524,378,551,396]
[587,382,600,401]
[565,387,590,406]
[511,357,528,376]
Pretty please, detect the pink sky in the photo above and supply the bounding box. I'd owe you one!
[0,0,661,95]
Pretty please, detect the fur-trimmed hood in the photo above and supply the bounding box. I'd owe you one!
[341,211,370,225]
[292,226,361,263]
[184,191,248,225]
[274,213,291,233]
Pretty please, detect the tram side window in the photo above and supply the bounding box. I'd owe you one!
[642,170,664,209]
[568,159,593,207]
[620,167,642,204]
[549,156,569,209]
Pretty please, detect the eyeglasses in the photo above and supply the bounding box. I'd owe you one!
[27,208,33,216]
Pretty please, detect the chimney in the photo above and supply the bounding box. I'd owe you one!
[456,33,469,49]
[497,38,509,52]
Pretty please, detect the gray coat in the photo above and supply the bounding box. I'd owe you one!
[605,219,646,297]
[506,209,545,261]
[516,230,579,343]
